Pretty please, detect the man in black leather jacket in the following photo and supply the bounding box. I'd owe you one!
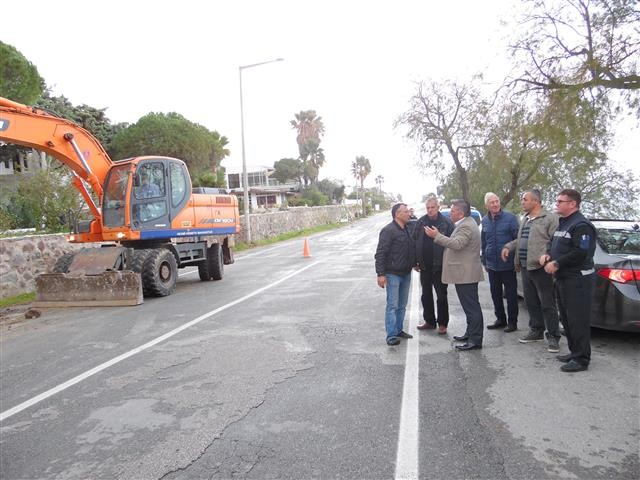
[375,203,416,346]
[413,197,455,334]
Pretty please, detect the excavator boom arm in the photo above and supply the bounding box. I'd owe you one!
[0,96,114,204]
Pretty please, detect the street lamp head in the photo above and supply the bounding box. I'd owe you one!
[240,57,285,70]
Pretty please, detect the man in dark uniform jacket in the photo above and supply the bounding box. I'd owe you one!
[414,197,455,334]
[540,189,596,373]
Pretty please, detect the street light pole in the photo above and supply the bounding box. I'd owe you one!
[238,57,284,244]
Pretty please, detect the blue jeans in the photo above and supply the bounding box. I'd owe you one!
[385,272,412,340]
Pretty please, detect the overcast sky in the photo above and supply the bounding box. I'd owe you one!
[3,0,638,204]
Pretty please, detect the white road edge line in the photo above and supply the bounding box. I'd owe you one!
[0,261,321,422]
[395,271,420,480]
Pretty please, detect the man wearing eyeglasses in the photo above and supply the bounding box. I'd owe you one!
[540,189,596,373]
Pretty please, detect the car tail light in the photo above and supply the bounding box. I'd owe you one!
[597,267,640,284]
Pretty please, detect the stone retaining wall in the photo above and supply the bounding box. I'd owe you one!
[0,205,358,299]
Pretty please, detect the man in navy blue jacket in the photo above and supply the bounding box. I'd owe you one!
[540,189,596,373]
[481,192,520,332]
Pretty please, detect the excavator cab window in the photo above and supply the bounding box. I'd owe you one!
[103,164,131,227]
[132,162,169,227]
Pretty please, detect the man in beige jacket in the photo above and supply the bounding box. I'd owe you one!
[425,199,485,350]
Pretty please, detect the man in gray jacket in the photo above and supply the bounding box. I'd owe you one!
[501,190,560,352]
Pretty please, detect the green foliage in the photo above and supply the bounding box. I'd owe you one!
[437,89,639,218]
[273,158,303,184]
[0,292,36,308]
[316,178,345,203]
[0,41,45,104]
[192,167,227,189]
[110,112,229,177]
[287,187,329,206]
[35,92,127,154]
[351,156,372,216]
[291,110,325,184]
[0,206,18,230]
[2,167,83,231]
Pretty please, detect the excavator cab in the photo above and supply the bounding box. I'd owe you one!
[101,157,191,237]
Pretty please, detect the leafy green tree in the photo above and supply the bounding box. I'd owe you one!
[511,0,640,108]
[290,110,325,185]
[192,166,227,189]
[3,166,83,231]
[0,41,45,104]
[35,92,127,155]
[438,89,638,218]
[351,155,372,217]
[396,78,491,203]
[316,178,345,204]
[110,112,229,177]
[273,158,303,184]
[287,186,329,206]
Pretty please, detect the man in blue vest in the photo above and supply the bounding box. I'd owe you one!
[481,192,520,332]
[540,189,596,373]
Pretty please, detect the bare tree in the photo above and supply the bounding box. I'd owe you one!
[511,0,640,101]
[396,79,492,203]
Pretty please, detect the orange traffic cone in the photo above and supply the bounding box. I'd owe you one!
[303,238,311,258]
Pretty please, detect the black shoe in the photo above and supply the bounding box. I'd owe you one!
[455,343,482,351]
[556,353,574,363]
[386,337,401,346]
[398,331,413,339]
[487,322,507,330]
[504,324,518,333]
[560,360,588,372]
[453,334,469,341]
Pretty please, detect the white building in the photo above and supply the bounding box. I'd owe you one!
[226,165,301,211]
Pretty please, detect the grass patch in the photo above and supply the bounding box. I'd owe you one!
[234,222,347,251]
[0,292,36,308]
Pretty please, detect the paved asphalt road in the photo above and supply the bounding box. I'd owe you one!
[1,212,638,479]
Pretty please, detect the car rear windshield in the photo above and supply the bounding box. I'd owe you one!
[596,227,640,255]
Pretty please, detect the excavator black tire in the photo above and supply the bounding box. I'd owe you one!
[52,252,75,273]
[141,248,177,297]
[198,243,223,281]
[130,249,152,297]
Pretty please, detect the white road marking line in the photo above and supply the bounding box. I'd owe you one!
[0,261,321,423]
[395,271,420,480]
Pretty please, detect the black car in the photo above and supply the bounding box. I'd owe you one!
[591,220,640,332]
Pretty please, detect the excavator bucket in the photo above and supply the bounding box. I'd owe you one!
[34,271,143,307]
[34,246,143,307]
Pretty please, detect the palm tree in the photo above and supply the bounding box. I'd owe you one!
[375,174,384,194]
[291,110,325,185]
[351,155,372,217]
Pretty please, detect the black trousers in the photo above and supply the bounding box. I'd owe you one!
[555,274,595,366]
[455,283,484,346]
[488,269,519,325]
[420,269,449,326]
[521,267,560,338]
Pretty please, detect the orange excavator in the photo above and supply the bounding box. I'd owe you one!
[0,96,240,306]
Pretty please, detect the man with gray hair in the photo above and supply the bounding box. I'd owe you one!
[502,190,561,352]
[482,192,520,332]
